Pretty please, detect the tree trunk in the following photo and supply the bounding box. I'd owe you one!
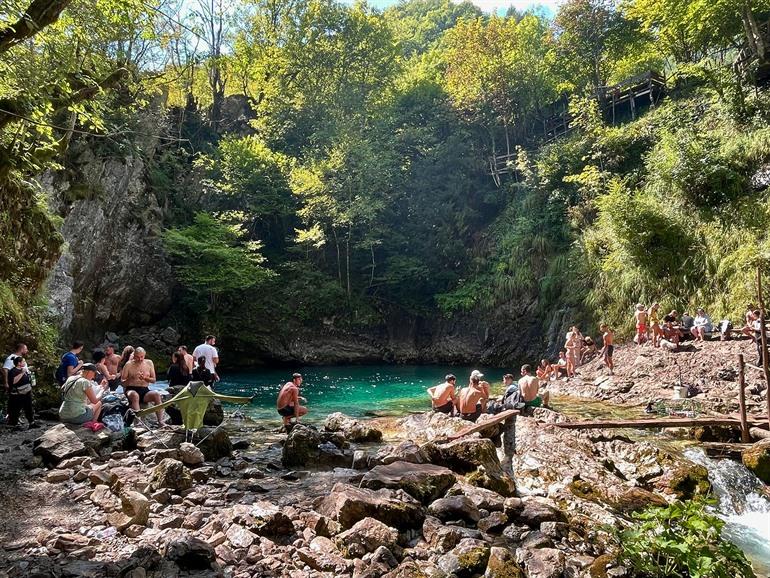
[333,227,342,288]
[0,0,74,54]
[345,226,351,300]
[743,6,767,61]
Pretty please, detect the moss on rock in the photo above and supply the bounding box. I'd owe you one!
[742,439,770,484]
[668,464,711,500]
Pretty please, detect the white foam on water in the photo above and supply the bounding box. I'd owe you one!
[685,448,770,576]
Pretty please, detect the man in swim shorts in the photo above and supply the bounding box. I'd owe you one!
[428,374,457,415]
[457,373,487,421]
[634,304,648,345]
[122,347,165,426]
[600,323,614,375]
[277,373,308,426]
[519,364,548,408]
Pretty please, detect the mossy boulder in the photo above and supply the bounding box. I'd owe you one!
[437,538,490,578]
[589,554,616,578]
[484,546,525,578]
[466,466,516,497]
[668,464,711,499]
[568,479,603,502]
[742,439,770,484]
[691,425,740,443]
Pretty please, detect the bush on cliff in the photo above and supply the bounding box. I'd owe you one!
[615,498,755,578]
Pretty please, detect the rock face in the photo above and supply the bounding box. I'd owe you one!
[42,145,174,339]
[33,424,87,465]
[361,461,456,503]
[136,427,232,461]
[315,482,425,530]
[743,439,770,484]
[324,413,383,442]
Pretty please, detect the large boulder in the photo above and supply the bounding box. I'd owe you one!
[164,536,215,570]
[515,547,565,578]
[375,441,426,465]
[324,413,383,442]
[361,461,456,503]
[447,483,506,512]
[485,546,525,578]
[422,437,515,496]
[315,482,425,530]
[107,490,150,531]
[149,458,193,492]
[33,424,87,466]
[422,516,481,553]
[231,502,294,537]
[428,496,481,524]
[437,538,490,578]
[509,498,567,528]
[335,517,398,558]
[282,424,353,468]
[743,439,770,485]
[136,427,231,461]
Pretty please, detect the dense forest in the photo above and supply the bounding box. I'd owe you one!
[2,0,770,365]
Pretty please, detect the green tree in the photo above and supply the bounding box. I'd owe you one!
[163,212,272,312]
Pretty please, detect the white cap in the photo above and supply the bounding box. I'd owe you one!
[470,370,484,379]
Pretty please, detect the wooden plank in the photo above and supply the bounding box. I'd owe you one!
[444,409,519,441]
[551,417,767,430]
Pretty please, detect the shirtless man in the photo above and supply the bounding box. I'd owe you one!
[104,344,121,390]
[428,374,457,414]
[456,374,487,421]
[634,304,648,345]
[600,324,614,375]
[122,347,165,425]
[178,346,195,374]
[519,364,548,407]
[277,373,308,426]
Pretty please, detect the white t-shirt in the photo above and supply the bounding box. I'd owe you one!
[3,353,28,373]
[192,343,218,373]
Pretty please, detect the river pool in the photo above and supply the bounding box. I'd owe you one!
[215,364,506,423]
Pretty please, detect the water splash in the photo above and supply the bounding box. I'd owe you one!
[685,448,770,576]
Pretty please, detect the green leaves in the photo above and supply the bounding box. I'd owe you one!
[615,498,756,578]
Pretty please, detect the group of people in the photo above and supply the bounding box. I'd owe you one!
[0,335,223,431]
[531,324,615,381]
[54,336,222,428]
[633,304,706,349]
[427,366,549,422]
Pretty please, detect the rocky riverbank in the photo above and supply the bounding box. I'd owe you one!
[2,402,751,578]
[544,338,768,416]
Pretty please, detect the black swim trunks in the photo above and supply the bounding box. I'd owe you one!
[277,405,295,417]
[433,401,454,414]
[461,409,481,422]
[606,344,614,357]
[124,386,150,403]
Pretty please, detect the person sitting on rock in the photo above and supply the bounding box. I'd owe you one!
[428,374,457,415]
[59,363,106,424]
[277,373,308,426]
[552,350,568,377]
[457,373,487,421]
[535,359,551,380]
[519,364,548,408]
[690,308,713,342]
[122,347,165,426]
[741,306,758,338]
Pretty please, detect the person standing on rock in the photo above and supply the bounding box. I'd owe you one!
[59,363,105,424]
[3,342,28,391]
[55,341,84,385]
[600,324,614,375]
[104,344,121,390]
[122,347,165,426]
[193,335,219,383]
[519,364,548,408]
[6,356,38,429]
[634,304,648,345]
[277,373,308,426]
[428,374,457,414]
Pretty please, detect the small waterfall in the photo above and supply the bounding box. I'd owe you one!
[685,449,770,576]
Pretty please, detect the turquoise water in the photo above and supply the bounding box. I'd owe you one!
[214,365,505,423]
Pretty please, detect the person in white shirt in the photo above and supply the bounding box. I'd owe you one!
[192,335,219,381]
[3,342,29,388]
[691,308,713,342]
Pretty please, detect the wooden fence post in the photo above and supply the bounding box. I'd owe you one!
[757,265,770,431]
[738,354,750,443]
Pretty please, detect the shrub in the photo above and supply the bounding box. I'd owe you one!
[615,498,755,578]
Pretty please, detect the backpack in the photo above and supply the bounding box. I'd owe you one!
[100,395,134,426]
